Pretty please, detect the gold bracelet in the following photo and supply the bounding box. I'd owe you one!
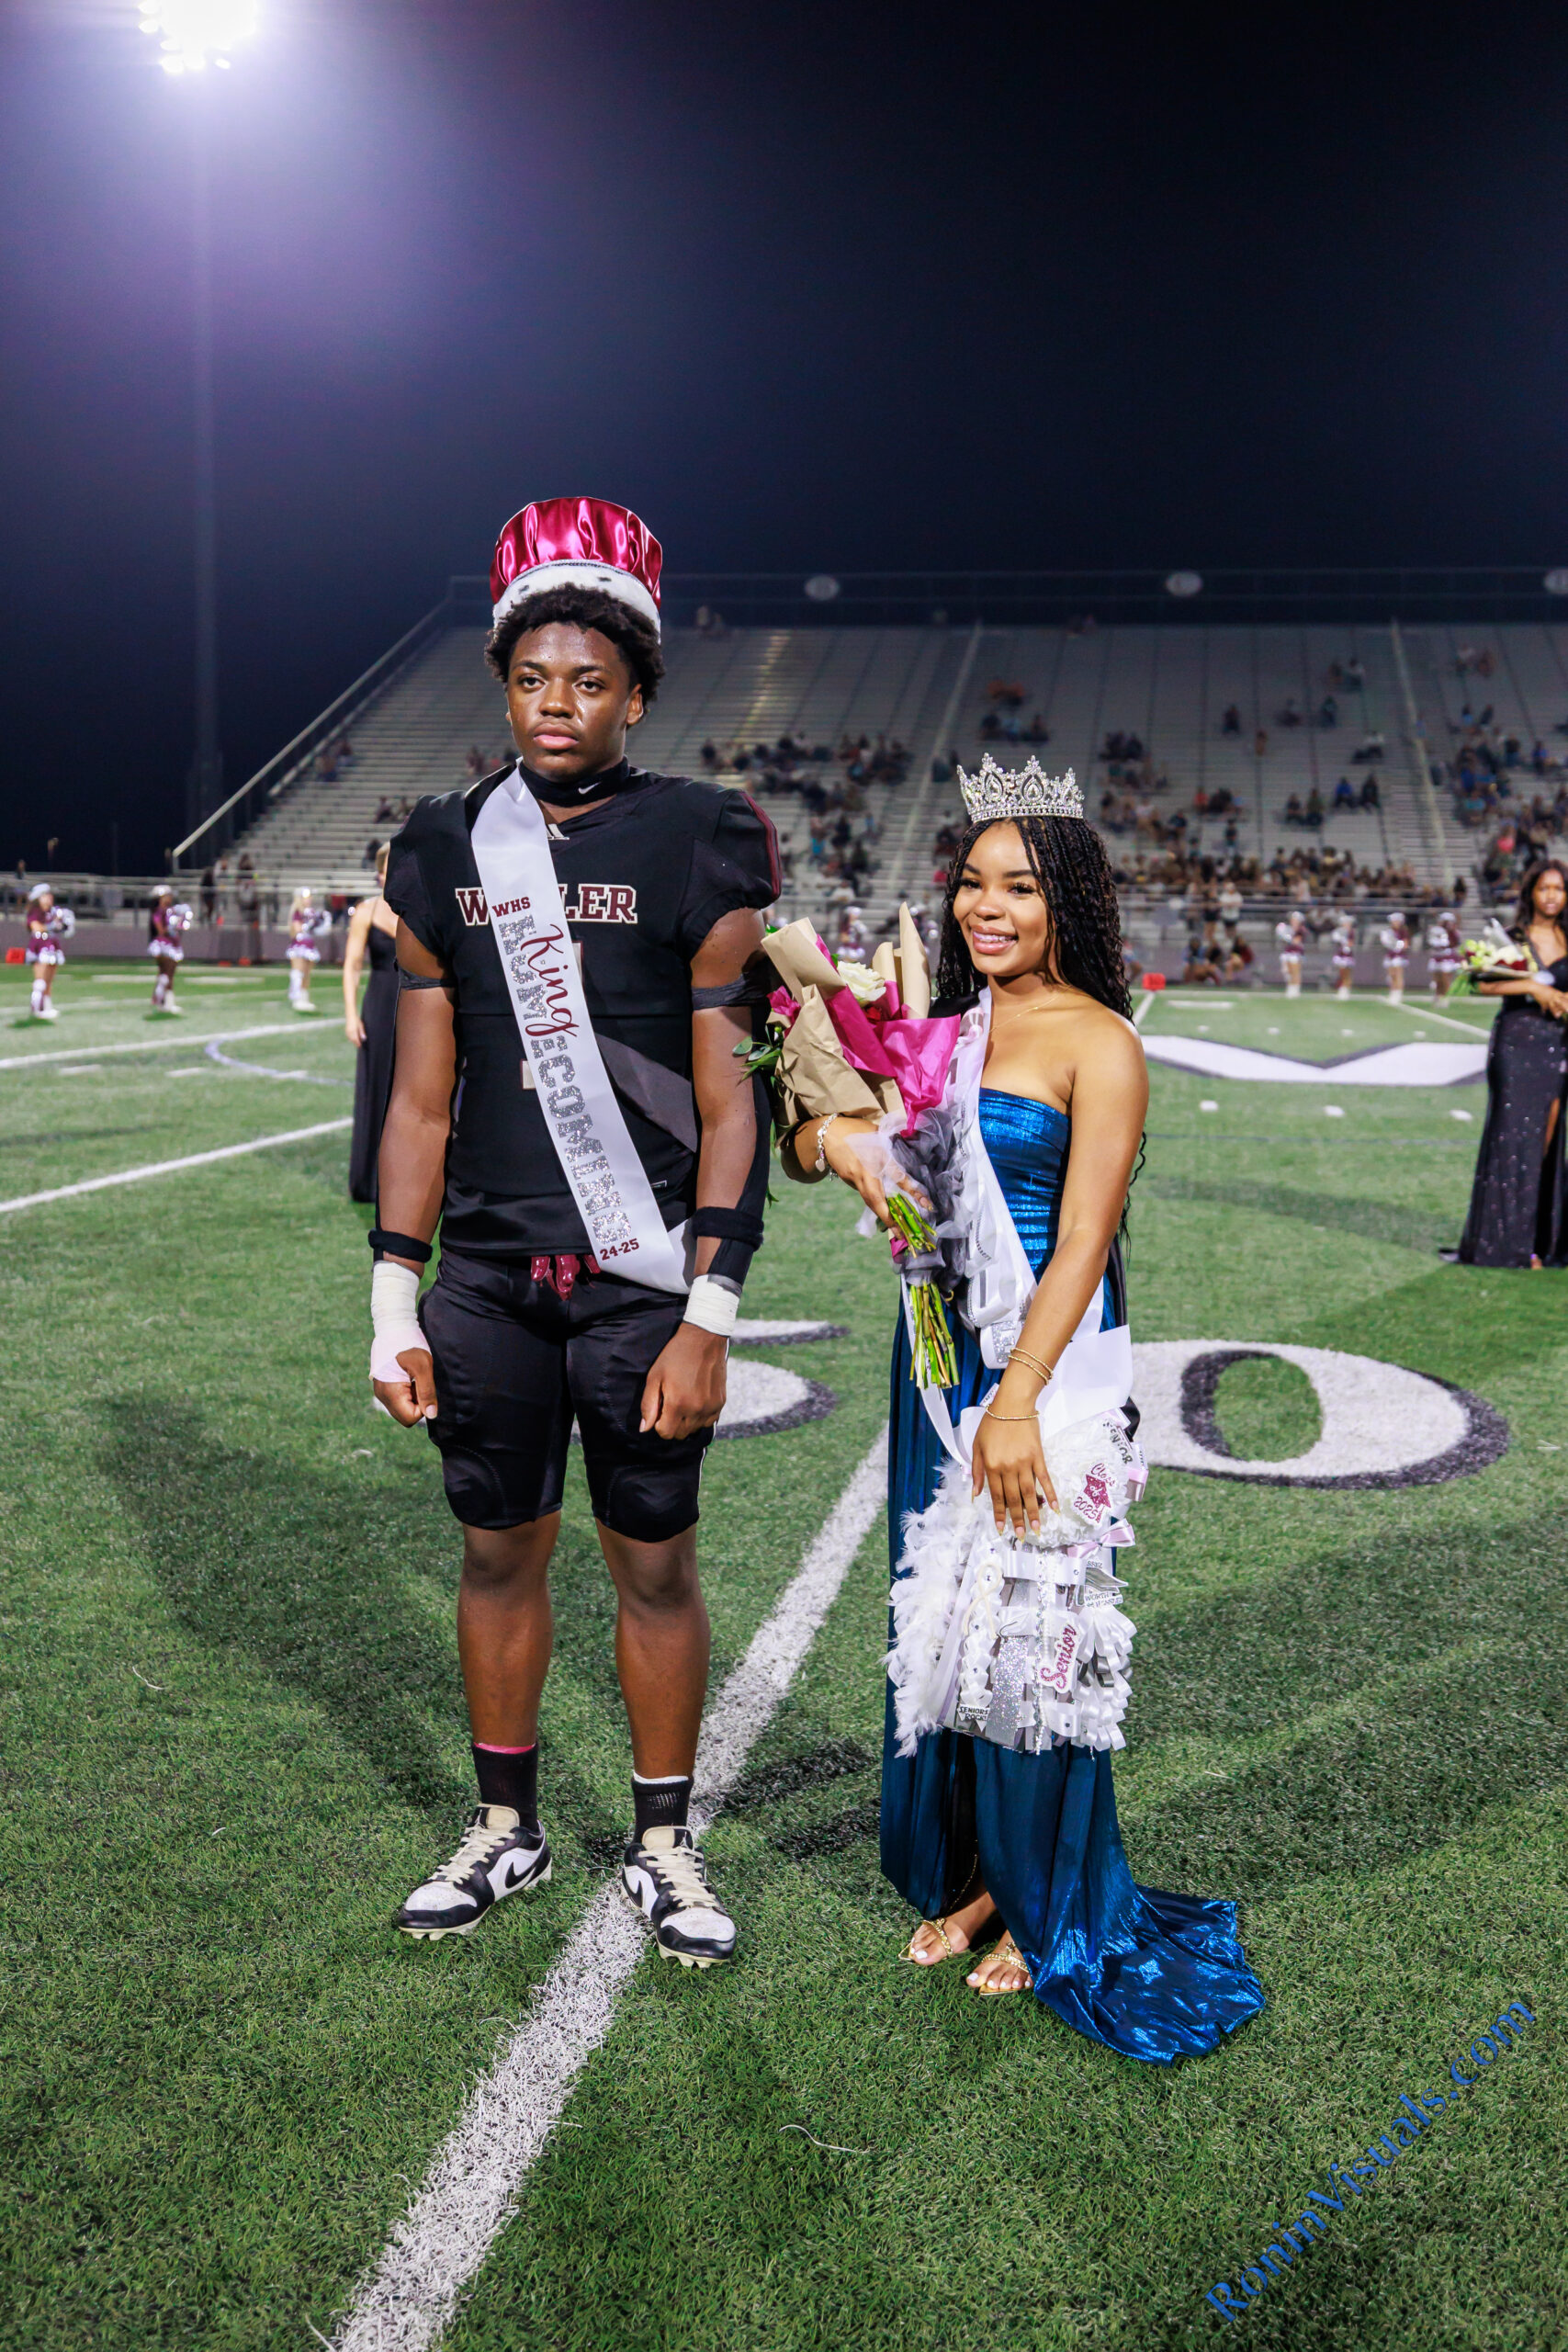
[1008,1348,1056,1382]
[984,1402,1039,1420]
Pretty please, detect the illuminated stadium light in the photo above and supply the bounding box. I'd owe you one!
[1165,570,1203,598]
[138,1,258,74]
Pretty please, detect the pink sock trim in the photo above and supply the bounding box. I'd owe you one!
[472,1740,536,1755]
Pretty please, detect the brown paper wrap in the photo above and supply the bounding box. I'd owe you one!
[774,987,905,1134]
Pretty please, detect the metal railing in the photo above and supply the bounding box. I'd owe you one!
[446,566,1568,630]
[169,589,457,871]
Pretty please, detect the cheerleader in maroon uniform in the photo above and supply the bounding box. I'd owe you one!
[1427,909,1462,999]
[147,887,194,1016]
[1275,910,1308,996]
[287,888,330,1013]
[1380,910,1411,1003]
[1328,912,1357,999]
[24,883,73,1022]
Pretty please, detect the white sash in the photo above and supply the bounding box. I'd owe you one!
[469,775,689,1295]
[919,992,1132,1462]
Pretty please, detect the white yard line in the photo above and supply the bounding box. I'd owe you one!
[334,1430,890,2352]
[1382,995,1495,1040]
[0,1119,351,1215]
[1133,991,1156,1028]
[0,1022,311,1072]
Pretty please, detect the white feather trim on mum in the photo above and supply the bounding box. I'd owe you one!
[886,1408,1145,1758]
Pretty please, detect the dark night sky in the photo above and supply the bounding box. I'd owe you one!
[4,0,1567,871]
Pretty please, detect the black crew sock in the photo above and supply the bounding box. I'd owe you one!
[472,1741,539,1833]
[632,1772,692,1840]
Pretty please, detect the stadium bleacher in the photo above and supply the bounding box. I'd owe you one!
[195,609,1568,944]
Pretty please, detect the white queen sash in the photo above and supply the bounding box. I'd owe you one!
[469,774,689,1295]
[917,991,1132,1461]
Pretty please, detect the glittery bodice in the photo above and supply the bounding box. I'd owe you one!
[977,1088,1071,1276]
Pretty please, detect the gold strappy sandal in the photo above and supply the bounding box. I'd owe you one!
[972,1933,1031,1996]
[904,1915,957,1965]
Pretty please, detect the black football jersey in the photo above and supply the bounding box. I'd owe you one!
[385,763,779,1256]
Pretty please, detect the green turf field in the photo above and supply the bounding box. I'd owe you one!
[2,969,1562,2351]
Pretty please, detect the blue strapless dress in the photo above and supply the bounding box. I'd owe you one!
[881,1090,1264,2063]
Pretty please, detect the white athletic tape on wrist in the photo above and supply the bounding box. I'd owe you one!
[681,1272,739,1338]
[370,1259,429,1385]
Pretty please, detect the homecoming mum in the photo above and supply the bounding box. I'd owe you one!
[372,498,778,1965]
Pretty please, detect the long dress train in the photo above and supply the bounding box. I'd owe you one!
[349,923,399,1204]
[880,1088,1265,2064]
[1457,958,1568,1266]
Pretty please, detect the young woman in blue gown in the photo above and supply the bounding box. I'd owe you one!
[793,782,1264,2061]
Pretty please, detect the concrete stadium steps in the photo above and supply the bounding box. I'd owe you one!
[224,615,1568,913]
[230,625,964,903]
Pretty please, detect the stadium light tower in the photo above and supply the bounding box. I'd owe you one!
[138,4,260,840]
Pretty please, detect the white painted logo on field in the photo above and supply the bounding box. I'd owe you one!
[1131,1340,1507,1488]
[1142,1036,1486,1087]
[716,1317,845,1439]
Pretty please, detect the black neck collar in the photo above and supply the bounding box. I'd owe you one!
[515,755,630,808]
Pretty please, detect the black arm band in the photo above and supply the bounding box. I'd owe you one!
[398,971,450,991]
[700,1068,773,1286]
[692,976,770,1009]
[368,1227,433,1264]
[692,1206,765,1249]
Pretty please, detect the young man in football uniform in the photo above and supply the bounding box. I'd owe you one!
[371,499,778,1968]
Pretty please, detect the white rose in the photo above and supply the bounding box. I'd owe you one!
[834,959,887,1005]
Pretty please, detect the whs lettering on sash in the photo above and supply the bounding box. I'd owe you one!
[455,884,637,927]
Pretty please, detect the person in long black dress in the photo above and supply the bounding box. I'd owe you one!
[1459,860,1568,1268]
[343,845,400,1204]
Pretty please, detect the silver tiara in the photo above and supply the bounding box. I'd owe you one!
[958,752,1083,825]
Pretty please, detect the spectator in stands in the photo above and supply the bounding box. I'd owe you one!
[235,866,261,961]
[1284,792,1304,826]
[1304,786,1325,830]
[1359,774,1381,810]
[694,605,727,637]
[1222,703,1242,735]
[1254,728,1269,758]
[200,865,216,923]
[1318,694,1338,727]
[1333,775,1356,808]
[1278,697,1302,728]
[1352,730,1386,764]
[365,838,383,869]
[1182,932,1222,985]
[986,677,1026,709]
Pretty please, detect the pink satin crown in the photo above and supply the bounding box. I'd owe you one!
[490,497,663,621]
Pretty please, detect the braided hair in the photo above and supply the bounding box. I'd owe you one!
[934,815,1133,1017]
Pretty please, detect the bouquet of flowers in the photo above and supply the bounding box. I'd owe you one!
[1449,920,1539,998]
[755,909,964,1387]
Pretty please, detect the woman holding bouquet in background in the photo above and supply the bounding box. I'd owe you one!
[786,757,1263,2059]
[1458,859,1568,1268]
